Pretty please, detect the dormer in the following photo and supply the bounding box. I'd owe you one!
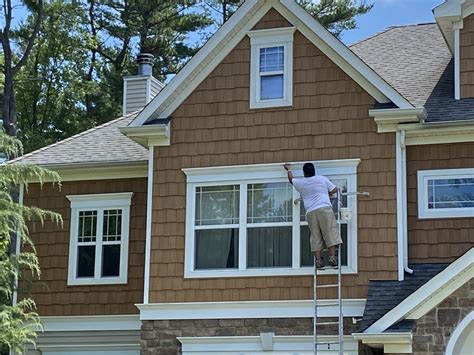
[434,0,474,99]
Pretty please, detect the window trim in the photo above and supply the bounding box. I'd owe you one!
[66,192,133,286]
[183,160,360,278]
[417,168,474,219]
[248,27,295,109]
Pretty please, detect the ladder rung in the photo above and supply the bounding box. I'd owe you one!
[316,341,339,345]
[318,302,339,306]
[316,321,339,325]
[316,283,339,288]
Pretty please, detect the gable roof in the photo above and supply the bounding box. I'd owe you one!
[364,248,474,334]
[10,112,147,167]
[361,263,448,332]
[129,0,413,127]
[351,23,474,123]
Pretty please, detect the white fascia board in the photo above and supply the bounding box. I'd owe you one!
[433,0,464,18]
[179,335,358,353]
[368,108,426,133]
[182,159,361,184]
[38,315,141,332]
[365,248,474,333]
[136,299,366,320]
[402,122,474,145]
[119,124,170,147]
[352,332,412,354]
[277,0,412,108]
[130,0,268,126]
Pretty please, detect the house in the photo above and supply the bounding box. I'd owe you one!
[12,0,473,354]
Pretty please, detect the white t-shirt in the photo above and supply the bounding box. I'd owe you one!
[292,175,336,213]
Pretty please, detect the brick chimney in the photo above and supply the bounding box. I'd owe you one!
[122,53,164,115]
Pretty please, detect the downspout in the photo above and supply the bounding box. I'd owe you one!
[395,131,405,281]
[400,131,413,275]
[143,146,154,304]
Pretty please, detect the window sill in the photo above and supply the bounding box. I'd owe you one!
[67,276,127,286]
[184,266,357,279]
[249,98,292,109]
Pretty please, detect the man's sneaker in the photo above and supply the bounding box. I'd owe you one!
[328,255,338,267]
[315,259,325,269]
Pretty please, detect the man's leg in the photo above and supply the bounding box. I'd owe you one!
[307,210,324,267]
[319,207,343,266]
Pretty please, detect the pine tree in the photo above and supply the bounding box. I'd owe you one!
[0,132,61,353]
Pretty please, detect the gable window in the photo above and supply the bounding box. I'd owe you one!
[418,169,474,219]
[66,192,132,285]
[248,27,294,109]
[183,160,360,278]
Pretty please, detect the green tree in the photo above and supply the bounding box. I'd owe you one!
[0,132,61,353]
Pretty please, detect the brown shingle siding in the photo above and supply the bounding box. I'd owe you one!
[461,14,474,98]
[149,10,398,304]
[21,178,147,316]
[407,143,474,263]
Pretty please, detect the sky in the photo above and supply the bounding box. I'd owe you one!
[340,0,443,45]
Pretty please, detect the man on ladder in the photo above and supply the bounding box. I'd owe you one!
[284,162,342,268]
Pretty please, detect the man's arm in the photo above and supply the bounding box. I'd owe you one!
[284,163,294,184]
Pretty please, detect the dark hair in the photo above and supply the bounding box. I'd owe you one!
[303,163,315,177]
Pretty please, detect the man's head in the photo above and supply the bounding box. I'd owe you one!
[303,162,315,177]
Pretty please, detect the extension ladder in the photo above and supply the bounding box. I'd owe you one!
[309,190,369,355]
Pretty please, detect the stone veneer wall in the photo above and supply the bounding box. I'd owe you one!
[411,279,473,355]
[141,318,359,354]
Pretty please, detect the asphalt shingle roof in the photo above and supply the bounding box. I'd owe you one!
[11,112,147,166]
[351,23,474,122]
[361,263,448,332]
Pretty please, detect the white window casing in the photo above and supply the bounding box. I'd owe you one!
[66,192,133,286]
[183,160,360,278]
[248,27,295,109]
[417,168,474,219]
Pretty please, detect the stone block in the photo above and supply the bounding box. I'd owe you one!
[169,320,192,329]
[141,321,154,331]
[142,330,156,340]
[437,308,460,326]
[459,297,474,308]
[215,327,236,336]
[153,320,170,330]
[219,319,245,327]
[245,318,268,327]
[194,319,219,328]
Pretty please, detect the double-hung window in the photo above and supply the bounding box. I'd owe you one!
[184,160,359,278]
[249,27,294,109]
[418,169,474,219]
[66,192,132,285]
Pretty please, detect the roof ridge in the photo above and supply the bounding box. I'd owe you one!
[349,22,437,48]
[10,111,139,165]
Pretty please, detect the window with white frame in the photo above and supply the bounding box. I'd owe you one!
[66,192,132,285]
[183,160,359,278]
[248,27,294,109]
[418,169,474,219]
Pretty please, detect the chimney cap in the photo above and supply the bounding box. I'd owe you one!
[137,53,154,64]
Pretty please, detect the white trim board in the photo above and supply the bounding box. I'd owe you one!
[136,299,366,320]
[37,315,141,332]
[130,0,411,126]
[365,248,474,333]
[352,332,412,354]
[179,334,358,354]
[445,311,474,355]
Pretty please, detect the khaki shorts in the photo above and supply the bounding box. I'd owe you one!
[306,207,342,252]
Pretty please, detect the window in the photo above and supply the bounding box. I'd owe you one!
[183,160,360,278]
[66,192,132,285]
[418,169,474,219]
[248,27,294,109]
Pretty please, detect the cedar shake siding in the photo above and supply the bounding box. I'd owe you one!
[460,13,474,99]
[407,143,474,263]
[148,10,399,304]
[22,178,147,316]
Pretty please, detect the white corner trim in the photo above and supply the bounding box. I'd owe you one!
[455,27,461,100]
[178,335,358,353]
[182,159,361,183]
[136,299,366,320]
[445,311,474,355]
[37,315,141,332]
[365,248,474,333]
[352,332,412,354]
[417,168,474,219]
[143,146,154,304]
